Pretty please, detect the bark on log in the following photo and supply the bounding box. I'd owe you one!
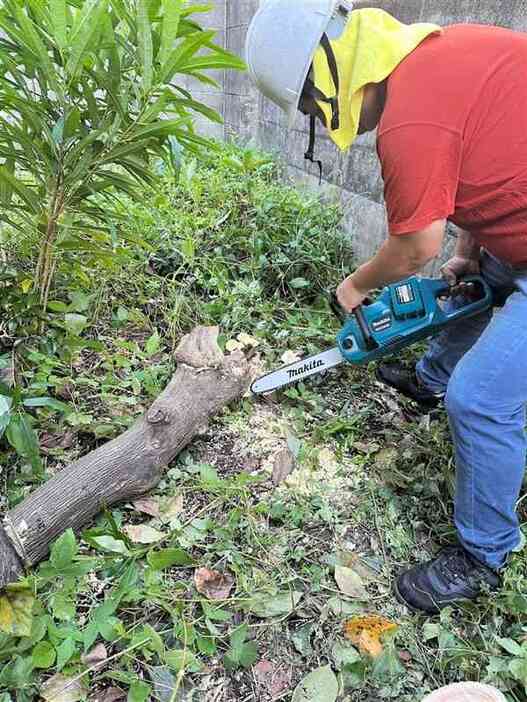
[0,327,252,590]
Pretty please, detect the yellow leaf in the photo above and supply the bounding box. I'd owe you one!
[343,615,397,658]
[20,278,33,294]
[0,586,35,637]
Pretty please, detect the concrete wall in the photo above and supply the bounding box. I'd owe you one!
[194,1,527,267]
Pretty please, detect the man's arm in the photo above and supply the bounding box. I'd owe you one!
[337,219,446,312]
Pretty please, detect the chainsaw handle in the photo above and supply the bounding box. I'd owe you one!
[329,292,377,351]
[353,305,378,351]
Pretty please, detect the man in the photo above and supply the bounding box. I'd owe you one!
[245,0,527,614]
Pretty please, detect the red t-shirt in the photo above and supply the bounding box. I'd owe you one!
[377,24,527,266]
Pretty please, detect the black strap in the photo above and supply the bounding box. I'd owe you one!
[304,115,323,185]
[302,33,341,185]
[320,33,340,130]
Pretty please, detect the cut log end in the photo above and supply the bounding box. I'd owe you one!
[0,525,24,585]
[175,326,224,368]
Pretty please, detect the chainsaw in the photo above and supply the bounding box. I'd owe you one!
[251,275,494,395]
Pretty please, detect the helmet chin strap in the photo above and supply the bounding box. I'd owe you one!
[303,33,341,185]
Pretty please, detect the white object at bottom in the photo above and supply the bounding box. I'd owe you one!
[422,682,506,702]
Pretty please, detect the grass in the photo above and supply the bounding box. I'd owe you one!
[0,143,526,702]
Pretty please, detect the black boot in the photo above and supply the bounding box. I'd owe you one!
[394,546,501,614]
[376,363,444,409]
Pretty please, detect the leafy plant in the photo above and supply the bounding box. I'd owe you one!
[223,624,258,670]
[0,376,69,474]
[0,0,245,312]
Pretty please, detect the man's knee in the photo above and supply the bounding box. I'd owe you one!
[445,373,475,421]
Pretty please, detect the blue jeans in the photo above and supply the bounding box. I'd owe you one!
[417,250,527,570]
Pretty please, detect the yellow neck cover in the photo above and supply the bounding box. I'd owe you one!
[312,8,441,151]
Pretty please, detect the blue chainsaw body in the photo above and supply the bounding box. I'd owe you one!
[336,275,493,365]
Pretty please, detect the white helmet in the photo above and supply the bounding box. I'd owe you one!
[245,0,353,129]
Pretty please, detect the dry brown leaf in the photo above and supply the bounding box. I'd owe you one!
[160,494,184,522]
[343,615,398,658]
[90,687,126,702]
[132,497,161,518]
[272,448,295,485]
[41,430,75,451]
[253,660,292,698]
[194,568,234,600]
[81,642,108,667]
[123,524,165,544]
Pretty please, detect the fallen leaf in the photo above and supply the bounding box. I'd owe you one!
[81,642,107,667]
[194,568,234,600]
[132,497,161,518]
[272,448,295,485]
[337,551,380,583]
[344,615,398,658]
[41,673,86,702]
[281,350,301,365]
[254,660,291,698]
[90,688,126,702]
[0,585,34,636]
[291,665,338,702]
[160,494,183,522]
[334,565,368,599]
[348,557,381,583]
[249,591,303,618]
[123,525,165,544]
[96,688,126,702]
[41,430,75,451]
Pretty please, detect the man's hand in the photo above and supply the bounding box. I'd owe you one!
[336,276,369,313]
[441,255,480,286]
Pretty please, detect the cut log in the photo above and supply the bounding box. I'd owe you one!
[0,327,252,590]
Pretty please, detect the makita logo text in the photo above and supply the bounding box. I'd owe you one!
[287,359,324,379]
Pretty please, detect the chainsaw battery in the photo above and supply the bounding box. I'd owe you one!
[390,279,426,320]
